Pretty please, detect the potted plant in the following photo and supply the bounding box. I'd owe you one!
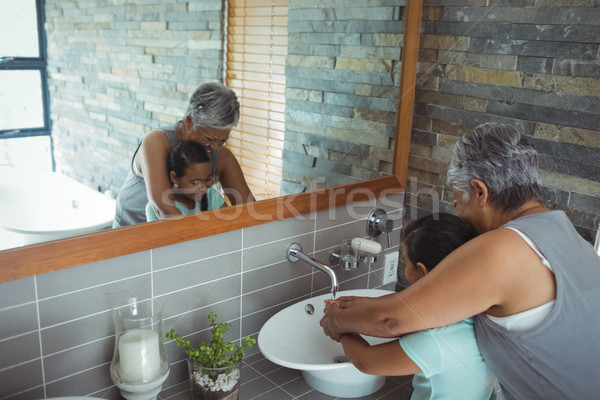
[166,312,255,400]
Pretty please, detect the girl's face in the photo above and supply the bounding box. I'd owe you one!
[171,162,213,202]
[402,245,426,285]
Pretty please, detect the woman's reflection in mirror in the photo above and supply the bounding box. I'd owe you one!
[113,83,255,228]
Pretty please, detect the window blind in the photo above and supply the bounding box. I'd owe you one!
[226,0,288,200]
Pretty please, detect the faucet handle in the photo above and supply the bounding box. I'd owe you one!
[367,208,395,248]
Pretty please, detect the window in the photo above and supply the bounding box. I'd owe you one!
[225,0,287,200]
[0,0,50,138]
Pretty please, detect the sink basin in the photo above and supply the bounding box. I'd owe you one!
[258,288,395,398]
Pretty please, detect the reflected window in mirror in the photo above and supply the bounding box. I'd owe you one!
[0,0,50,139]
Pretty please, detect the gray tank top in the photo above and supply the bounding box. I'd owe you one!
[474,210,600,400]
[112,121,220,227]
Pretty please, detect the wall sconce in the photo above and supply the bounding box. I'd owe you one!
[110,298,170,400]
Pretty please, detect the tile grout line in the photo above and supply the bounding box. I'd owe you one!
[33,275,47,398]
[240,228,244,346]
[242,360,299,400]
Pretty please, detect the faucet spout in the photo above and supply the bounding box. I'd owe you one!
[287,243,339,298]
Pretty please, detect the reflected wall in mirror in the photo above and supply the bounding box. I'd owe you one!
[0,0,409,251]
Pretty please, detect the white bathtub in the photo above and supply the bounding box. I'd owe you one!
[0,170,115,247]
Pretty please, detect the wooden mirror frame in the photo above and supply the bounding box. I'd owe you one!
[0,0,423,283]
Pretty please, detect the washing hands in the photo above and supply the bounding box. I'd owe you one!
[321,296,375,341]
[323,295,372,313]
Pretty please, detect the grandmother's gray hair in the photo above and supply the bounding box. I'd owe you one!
[185,82,240,130]
[447,123,543,212]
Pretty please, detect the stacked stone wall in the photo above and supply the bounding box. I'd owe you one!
[407,1,600,243]
[282,0,406,194]
[45,0,224,193]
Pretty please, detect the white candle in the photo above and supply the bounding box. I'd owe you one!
[118,328,162,382]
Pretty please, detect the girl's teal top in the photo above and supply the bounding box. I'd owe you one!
[145,186,225,222]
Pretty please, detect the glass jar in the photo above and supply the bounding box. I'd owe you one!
[110,298,170,400]
[187,358,241,400]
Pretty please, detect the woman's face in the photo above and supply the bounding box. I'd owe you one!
[452,189,479,229]
[187,125,230,152]
[172,162,213,202]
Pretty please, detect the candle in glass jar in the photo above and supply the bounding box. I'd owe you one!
[118,328,161,382]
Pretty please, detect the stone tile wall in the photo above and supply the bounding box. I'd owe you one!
[406,1,600,243]
[45,0,225,193]
[282,0,406,194]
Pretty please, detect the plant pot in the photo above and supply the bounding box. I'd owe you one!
[187,359,241,400]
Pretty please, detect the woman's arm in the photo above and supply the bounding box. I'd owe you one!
[340,334,421,376]
[321,229,541,340]
[137,130,181,219]
[216,147,255,205]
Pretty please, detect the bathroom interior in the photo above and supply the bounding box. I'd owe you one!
[1,0,599,399]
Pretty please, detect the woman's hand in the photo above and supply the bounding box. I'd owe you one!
[217,147,255,205]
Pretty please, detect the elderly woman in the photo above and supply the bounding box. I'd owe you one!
[320,123,600,399]
[113,83,254,227]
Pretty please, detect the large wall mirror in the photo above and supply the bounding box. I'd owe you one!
[0,0,422,283]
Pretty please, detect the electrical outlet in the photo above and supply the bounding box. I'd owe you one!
[382,251,399,285]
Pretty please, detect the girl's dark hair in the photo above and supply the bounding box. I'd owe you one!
[168,141,211,179]
[403,213,477,271]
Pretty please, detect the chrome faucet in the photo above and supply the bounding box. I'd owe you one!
[286,243,339,298]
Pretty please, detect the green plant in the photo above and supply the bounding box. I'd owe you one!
[166,312,255,372]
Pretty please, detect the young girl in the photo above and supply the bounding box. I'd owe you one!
[330,213,496,399]
[145,141,224,221]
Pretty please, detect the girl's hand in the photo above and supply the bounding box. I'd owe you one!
[323,299,340,314]
[334,296,374,309]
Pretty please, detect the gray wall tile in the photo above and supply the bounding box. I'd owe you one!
[36,251,151,299]
[160,358,188,392]
[244,233,313,272]
[0,277,35,309]
[0,387,45,400]
[153,230,242,270]
[376,192,405,214]
[243,214,315,248]
[164,297,240,340]
[315,199,375,230]
[154,251,242,296]
[243,260,311,295]
[0,360,43,398]
[41,311,113,355]
[38,275,151,328]
[158,275,241,320]
[44,364,113,398]
[43,336,113,382]
[242,276,312,316]
[315,219,366,251]
[0,332,40,370]
[0,303,38,339]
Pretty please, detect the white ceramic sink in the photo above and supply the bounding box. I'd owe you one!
[258,288,395,398]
